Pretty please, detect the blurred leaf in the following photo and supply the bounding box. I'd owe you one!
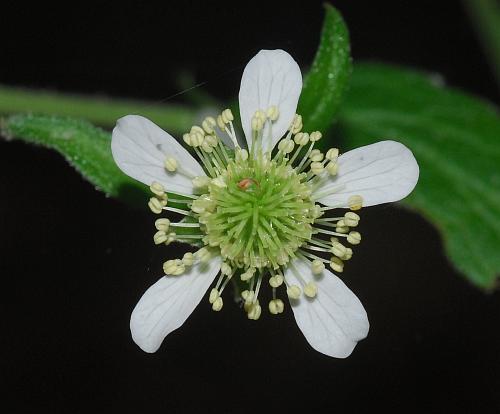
[463,0,500,88]
[298,3,352,131]
[333,63,500,289]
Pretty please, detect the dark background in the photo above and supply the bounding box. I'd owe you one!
[1,1,499,413]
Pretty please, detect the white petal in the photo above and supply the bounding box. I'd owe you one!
[239,49,302,152]
[285,258,369,358]
[111,115,205,195]
[130,256,222,353]
[316,140,419,208]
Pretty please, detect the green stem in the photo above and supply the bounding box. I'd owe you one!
[0,84,198,133]
[463,0,500,88]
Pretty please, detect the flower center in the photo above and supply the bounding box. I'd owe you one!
[201,156,316,269]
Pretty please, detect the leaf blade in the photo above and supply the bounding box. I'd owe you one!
[298,4,352,131]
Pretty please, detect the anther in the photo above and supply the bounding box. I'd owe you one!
[196,247,212,263]
[311,259,325,275]
[192,175,211,188]
[287,285,302,300]
[269,299,284,315]
[325,148,339,160]
[326,161,338,176]
[293,132,308,146]
[331,241,347,258]
[266,106,279,121]
[155,218,170,232]
[304,281,318,298]
[348,195,363,211]
[221,262,232,276]
[182,252,195,266]
[202,117,217,134]
[153,230,168,245]
[148,197,166,214]
[212,296,223,311]
[269,274,284,288]
[221,109,234,123]
[347,231,361,245]
[235,148,249,163]
[209,288,219,304]
[163,259,185,276]
[309,131,322,142]
[330,256,344,273]
[310,161,324,175]
[150,181,165,197]
[247,302,262,320]
[289,114,303,134]
[344,212,360,227]
[309,149,324,162]
[164,157,178,172]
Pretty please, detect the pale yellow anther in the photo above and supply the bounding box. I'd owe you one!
[153,230,167,245]
[201,141,213,153]
[216,115,226,130]
[149,181,165,197]
[190,132,204,147]
[205,135,218,147]
[269,299,285,315]
[182,133,192,146]
[326,148,339,160]
[269,274,284,288]
[331,241,347,258]
[182,252,195,266]
[347,231,361,245]
[154,218,170,232]
[294,132,309,146]
[192,175,211,188]
[348,195,363,211]
[304,281,318,298]
[212,176,227,188]
[241,267,256,281]
[287,285,302,300]
[310,161,324,175]
[309,131,322,142]
[221,262,232,276]
[202,117,217,134]
[278,139,294,154]
[163,259,185,276]
[310,204,323,219]
[212,296,223,311]
[242,290,255,305]
[326,161,338,176]
[148,197,166,214]
[235,148,249,163]
[222,108,234,123]
[335,219,349,234]
[251,115,264,132]
[164,232,176,245]
[289,114,303,134]
[266,106,279,121]
[190,125,205,137]
[309,149,324,162]
[209,288,219,304]
[196,247,212,263]
[330,256,344,273]
[164,157,178,172]
[312,259,325,275]
[344,212,360,227]
[343,248,353,261]
[247,303,262,320]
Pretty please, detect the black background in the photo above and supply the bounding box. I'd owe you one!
[1,1,499,413]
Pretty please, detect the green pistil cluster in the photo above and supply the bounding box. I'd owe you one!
[201,156,316,269]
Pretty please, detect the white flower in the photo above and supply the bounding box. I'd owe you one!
[111,49,419,357]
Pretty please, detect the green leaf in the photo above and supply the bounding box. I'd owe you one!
[1,114,149,206]
[334,63,500,289]
[298,3,352,131]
